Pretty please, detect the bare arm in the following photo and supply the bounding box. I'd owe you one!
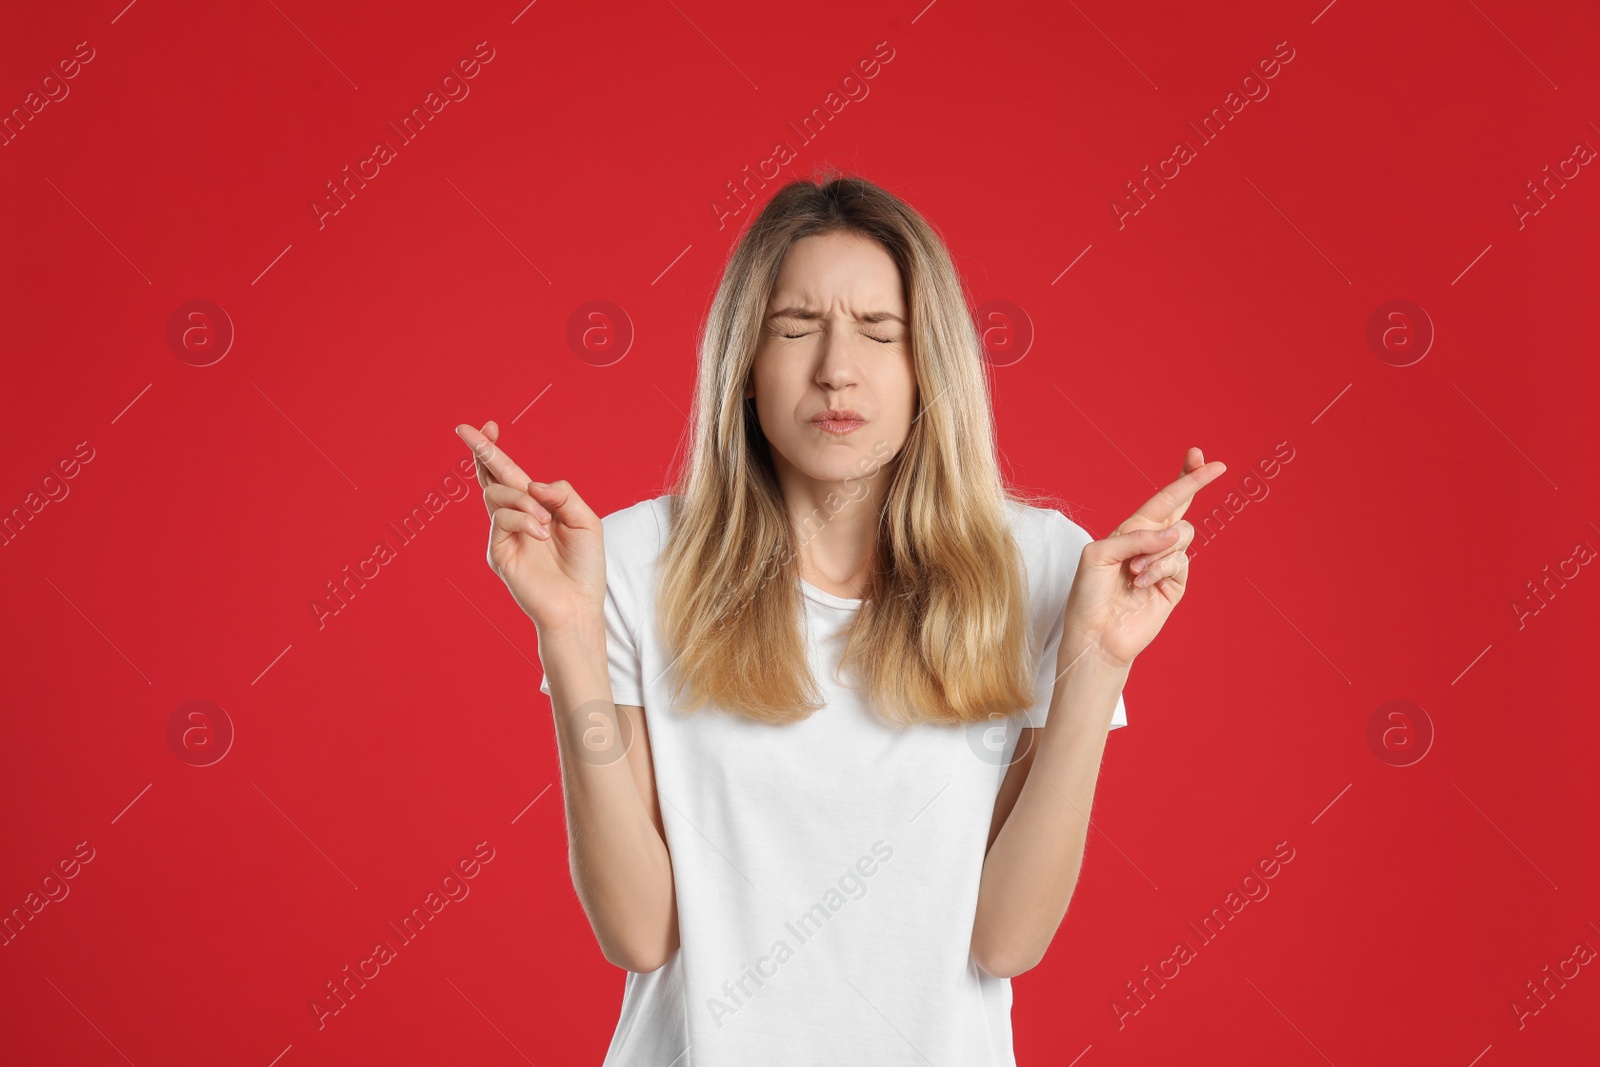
[542,622,679,972]
[984,730,1037,856]
[972,447,1224,978]
[970,633,1127,978]
[454,420,678,973]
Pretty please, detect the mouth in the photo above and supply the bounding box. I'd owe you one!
[811,409,865,435]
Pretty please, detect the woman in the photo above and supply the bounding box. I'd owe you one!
[456,175,1223,1065]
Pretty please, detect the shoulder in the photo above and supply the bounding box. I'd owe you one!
[1004,497,1096,567]
[596,495,672,617]
[600,493,672,567]
[1004,498,1101,618]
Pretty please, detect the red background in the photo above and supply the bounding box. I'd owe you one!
[3,0,1597,1063]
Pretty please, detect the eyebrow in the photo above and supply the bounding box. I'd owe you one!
[766,306,905,325]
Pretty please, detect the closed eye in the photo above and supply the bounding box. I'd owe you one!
[776,329,899,343]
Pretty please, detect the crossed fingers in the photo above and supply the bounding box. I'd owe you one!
[1124,447,1226,532]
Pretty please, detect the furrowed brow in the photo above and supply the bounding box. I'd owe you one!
[767,306,905,324]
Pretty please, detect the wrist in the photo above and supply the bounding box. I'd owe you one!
[1044,629,1130,735]
[1056,626,1135,682]
[536,611,611,704]
[535,608,606,648]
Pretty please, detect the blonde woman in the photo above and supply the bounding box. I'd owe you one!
[456,175,1224,1066]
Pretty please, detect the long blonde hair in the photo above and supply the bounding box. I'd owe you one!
[657,172,1055,727]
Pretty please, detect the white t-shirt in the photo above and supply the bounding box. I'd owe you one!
[539,494,1127,1066]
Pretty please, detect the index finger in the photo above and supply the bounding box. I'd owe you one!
[1129,448,1227,526]
[455,423,532,491]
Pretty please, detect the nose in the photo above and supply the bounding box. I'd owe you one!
[814,317,860,391]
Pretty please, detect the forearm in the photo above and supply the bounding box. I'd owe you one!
[539,616,676,971]
[970,630,1129,978]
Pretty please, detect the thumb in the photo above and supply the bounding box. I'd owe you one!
[1087,524,1180,566]
[526,479,600,532]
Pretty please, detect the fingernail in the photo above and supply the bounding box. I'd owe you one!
[1131,557,1145,573]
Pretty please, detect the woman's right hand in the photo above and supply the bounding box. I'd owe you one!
[456,420,606,633]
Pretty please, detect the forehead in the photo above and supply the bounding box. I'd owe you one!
[767,231,905,313]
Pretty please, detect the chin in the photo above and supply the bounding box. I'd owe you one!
[780,446,869,485]
[802,457,867,483]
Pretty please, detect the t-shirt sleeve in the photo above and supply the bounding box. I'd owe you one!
[537,506,650,707]
[1025,509,1129,731]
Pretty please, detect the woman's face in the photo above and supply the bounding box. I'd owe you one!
[745,231,917,493]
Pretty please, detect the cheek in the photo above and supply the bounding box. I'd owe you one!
[889,358,918,413]
[751,362,798,426]
[759,357,811,403]
[747,353,777,401]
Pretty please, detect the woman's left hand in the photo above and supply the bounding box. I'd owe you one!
[1061,447,1228,672]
